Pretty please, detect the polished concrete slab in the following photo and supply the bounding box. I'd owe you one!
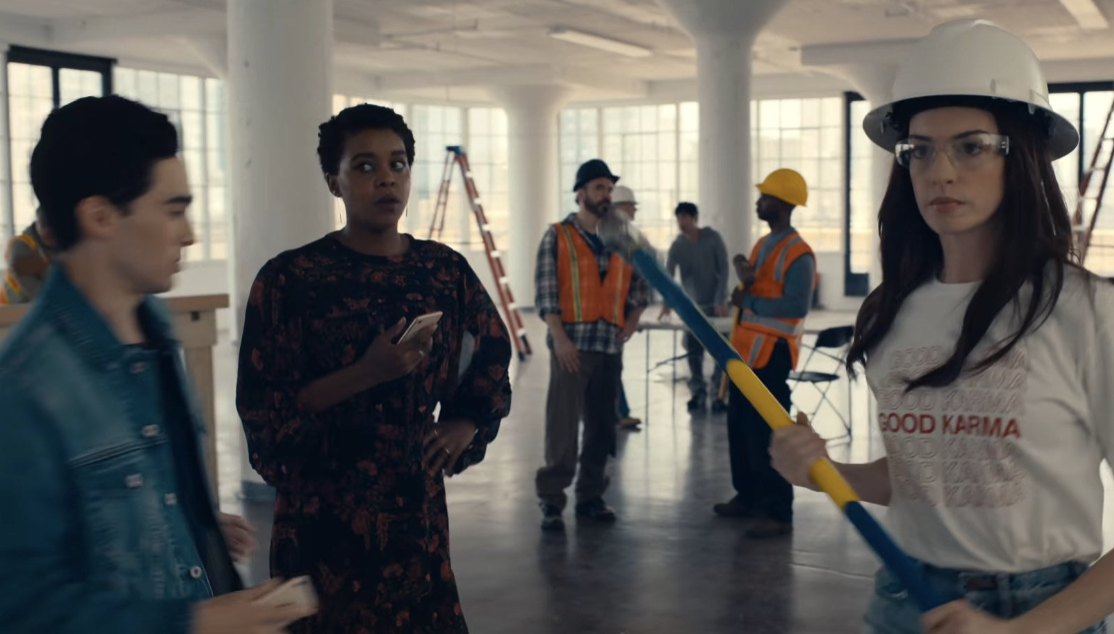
[209,309,899,633]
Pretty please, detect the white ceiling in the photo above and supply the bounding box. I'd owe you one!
[0,0,1111,105]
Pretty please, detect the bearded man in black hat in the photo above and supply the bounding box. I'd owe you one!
[533,158,648,531]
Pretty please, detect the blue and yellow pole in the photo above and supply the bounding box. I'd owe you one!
[604,218,946,612]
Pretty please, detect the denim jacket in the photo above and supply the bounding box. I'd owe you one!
[0,268,225,633]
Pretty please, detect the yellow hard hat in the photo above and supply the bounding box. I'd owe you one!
[756,168,808,207]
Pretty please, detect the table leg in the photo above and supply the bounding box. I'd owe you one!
[644,330,651,425]
[672,330,678,417]
[183,346,219,492]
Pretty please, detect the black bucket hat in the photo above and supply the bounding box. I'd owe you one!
[573,159,619,192]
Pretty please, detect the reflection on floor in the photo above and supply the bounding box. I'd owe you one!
[212,309,890,633]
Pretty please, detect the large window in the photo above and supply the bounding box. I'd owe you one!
[559,107,601,215]
[465,107,509,249]
[2,47,112,250]
[601,104,680,248]
[752,97,844,252]
[561,98,842,252]
[114,68,227,260]
[409,105,464,242]
[560,104,692,248]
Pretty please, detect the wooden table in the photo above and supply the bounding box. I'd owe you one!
[0,294,229,487]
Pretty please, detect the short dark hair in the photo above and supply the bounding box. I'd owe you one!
[30,95,179,251]
[317,104,416,175]
[675,202,698,217]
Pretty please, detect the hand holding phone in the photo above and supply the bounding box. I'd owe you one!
[191,578,317,633]
[359,313,440,386]
[397,311,443,344]
[255,576,319,610]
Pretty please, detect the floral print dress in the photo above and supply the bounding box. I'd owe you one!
[236,235,512,633]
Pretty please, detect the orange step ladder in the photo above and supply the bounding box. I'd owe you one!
[428,146,532,361]
[1075,96,1114,263]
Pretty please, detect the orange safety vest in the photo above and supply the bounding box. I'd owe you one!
[0,233,50,305]
[554,222,633,327]
[730,230,816,370]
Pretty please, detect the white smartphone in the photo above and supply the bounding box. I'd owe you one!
[255,575,319,609]
[397,311,443,344]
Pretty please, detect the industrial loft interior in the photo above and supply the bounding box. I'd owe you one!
[0,0,1113,633]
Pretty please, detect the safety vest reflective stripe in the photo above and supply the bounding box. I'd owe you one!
[738,311,805,338]
[773,236,803,283]
[744,333,767,367]
[556,224,584,322]
[729,229,814,370]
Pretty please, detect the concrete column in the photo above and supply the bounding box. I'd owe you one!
[489,85,568,309]
[227,0,335,497]
[655,0,789,256]
[183,36,228,79]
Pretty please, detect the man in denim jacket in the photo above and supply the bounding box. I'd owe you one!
[0,96,315,633]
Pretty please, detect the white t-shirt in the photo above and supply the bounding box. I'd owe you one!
[867,269,1114,572]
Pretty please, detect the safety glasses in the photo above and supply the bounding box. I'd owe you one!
[895,133,1010,171]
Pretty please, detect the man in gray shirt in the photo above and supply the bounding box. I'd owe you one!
[660,202,729,413]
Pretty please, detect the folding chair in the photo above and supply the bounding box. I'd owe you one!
[788,325,854,441]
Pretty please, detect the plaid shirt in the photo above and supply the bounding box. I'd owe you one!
[535,213,649,355]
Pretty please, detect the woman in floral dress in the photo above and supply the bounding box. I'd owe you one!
[236,103,512,633]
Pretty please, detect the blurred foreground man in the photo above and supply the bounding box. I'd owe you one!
[0,95,312,633]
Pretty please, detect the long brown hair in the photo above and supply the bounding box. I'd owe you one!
[846,101,1080,389]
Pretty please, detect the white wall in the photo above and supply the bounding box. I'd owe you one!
[815,251,868,313]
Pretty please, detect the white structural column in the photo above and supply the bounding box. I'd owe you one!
[227,0,335,496]
[489,85,569,310]
[655,0,789,256]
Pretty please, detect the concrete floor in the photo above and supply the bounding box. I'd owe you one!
[210,309,896,634]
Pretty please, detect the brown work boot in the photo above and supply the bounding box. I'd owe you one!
[745,517,793,539]
[712,496,760,519]
[619,416,642,429]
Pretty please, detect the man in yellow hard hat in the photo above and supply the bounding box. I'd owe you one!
[0,207,56,305]
[715,168,816,539]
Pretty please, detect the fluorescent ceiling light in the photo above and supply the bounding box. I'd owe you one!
[1057,0,1110,30]
[547,27,652,58]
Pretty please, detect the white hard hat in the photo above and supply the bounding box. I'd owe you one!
[863,19,1078,160]
[612,185,638,205]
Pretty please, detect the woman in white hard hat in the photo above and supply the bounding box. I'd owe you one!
[771,19,1113,634]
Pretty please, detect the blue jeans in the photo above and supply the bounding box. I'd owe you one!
[618,382,631,418]
[864,559,1106,634]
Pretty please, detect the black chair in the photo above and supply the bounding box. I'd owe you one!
[788,325,854,441]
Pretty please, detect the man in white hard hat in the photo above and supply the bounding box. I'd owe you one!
[610,184,643,429]
[716,168,816,539]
